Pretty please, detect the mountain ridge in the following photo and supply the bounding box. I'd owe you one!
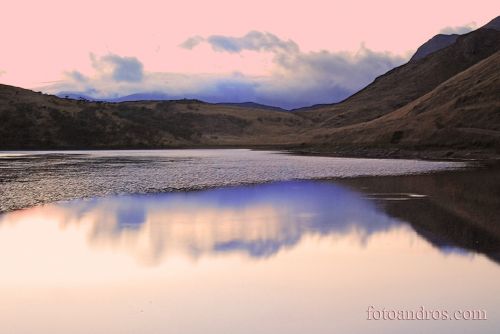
[410,34,460,62]
[410,16,500,62]
[296,28,500,128]
[302,51,500,151]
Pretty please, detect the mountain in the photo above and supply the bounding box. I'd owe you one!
[106,92,172,102]
[57,92,97,101]
[303,50,500,154]
[57,92,288,111]
[410,16,500,62]
[57,91,173,102]
[410,34,460,62]
[297,28,500,128]
[483,15,500,30]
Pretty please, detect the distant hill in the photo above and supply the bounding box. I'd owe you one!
[57,92,287,111]
[57,92,97,101]
[56,92,289,112]
[0,84,311,149]
[106,92,173,102]
[57,91,174,102]
[215,102,286,112]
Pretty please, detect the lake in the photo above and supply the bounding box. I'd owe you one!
[0,149,498,333]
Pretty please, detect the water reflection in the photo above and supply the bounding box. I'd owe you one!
[338,163,500,265]
[1,180,498,266]
[1,176,500,334]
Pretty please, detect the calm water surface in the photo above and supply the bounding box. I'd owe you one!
[0,150,498,334]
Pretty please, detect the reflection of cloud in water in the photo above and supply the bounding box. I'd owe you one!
[2,180,475,266]
[44,181,404,264]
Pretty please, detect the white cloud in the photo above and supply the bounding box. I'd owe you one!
[90,54,144,82]
[439,22,477,35]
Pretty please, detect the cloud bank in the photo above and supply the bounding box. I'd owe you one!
[47,31,405,109]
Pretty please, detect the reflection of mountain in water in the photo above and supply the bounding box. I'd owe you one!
[338,163,500,265]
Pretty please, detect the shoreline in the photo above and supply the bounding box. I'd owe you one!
[283,147,500,162]
[1,145,499,162]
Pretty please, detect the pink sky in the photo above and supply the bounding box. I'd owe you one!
[0,0,498,107]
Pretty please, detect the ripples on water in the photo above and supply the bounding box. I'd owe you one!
[0,149,465,212]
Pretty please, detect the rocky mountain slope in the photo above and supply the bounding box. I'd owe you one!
[303,50,500,155]
[410,34,460,62]
[297,28,500,127]
[409,16,499,62]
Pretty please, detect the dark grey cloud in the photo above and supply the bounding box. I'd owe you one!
[182,31,299,54]
[179,36,204,50]
[67,70,87,82]
[203,80,258,102]
[288,47,404,89]
[248,44,404,108]
[439,22,476,35]
[91,54,144,83]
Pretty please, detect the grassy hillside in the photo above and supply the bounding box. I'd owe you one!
[0,84,312,149]
[301,51,500,156]
[298,28,500,128]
